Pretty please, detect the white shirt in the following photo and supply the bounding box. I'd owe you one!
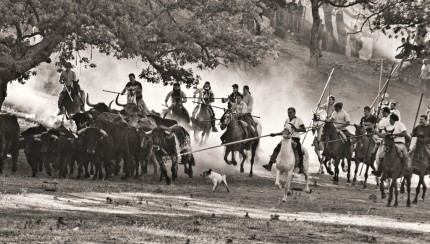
[331,109,350,129]
[378,117,390,131]
[289,116,304,138]
[386,121,407,143]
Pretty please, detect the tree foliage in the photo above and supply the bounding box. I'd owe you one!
[0,0,276,94]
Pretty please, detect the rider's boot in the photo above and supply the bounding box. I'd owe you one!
[403,156,412,174]
[263,142,281,171]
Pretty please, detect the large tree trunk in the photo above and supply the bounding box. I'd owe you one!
[335,9,347,55]
[322,4,336,52]
[309,0,321,65]
[0,78,6,111]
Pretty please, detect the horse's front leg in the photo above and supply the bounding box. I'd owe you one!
[275,167,282,189]
[352,161,359,185]
[323,157,334,175]
[223,148,232,165]
[363,164,370,189]
[239,149,247,174]
[333,157,340,185]
[282,171,294,202]
[380,177,386,199]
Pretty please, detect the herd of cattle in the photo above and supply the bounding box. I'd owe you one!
[0,94,195,185]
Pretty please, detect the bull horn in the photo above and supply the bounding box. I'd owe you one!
[86,93,96,107]
[158,125,172,132]
[65,110,70,120]
[115,94,126,107]
[99,129,108,138]
[51,135,59,140]
[144,130,153,135]
[77,127,89,135]
[109,100,114,110]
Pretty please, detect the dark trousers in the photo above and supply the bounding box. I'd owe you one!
[270,137,304,167]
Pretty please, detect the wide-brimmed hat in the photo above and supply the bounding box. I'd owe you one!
[65,62,73,68]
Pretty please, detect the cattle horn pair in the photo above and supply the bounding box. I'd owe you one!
[86,93,96,107]
[115,94,127,107]
[99,129,108,138]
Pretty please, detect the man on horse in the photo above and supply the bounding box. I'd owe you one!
[372,113,412,177]
[57,62,84,115]
[242,85,257,128]
[390,101,401,121]
[410,114,430,160]
[360,106,377,134]
[317,95,335,119]
[192,81,218,132]
[263,107,306,173]
[222,84,241,109]
[329,102,353,144]
[165,82,190,124]
[121,73,150,115]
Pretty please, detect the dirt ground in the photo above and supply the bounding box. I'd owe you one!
[1,33,430,243]
[1,149,430,244]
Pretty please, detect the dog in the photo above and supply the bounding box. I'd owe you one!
[201,169,230,192]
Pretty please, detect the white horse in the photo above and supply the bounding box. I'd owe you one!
[274,123,312,202]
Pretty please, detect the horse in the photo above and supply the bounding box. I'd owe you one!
[62,81,84,118]
[321,122,353,184]
[353,125,377,188]
[274,123,311,202]
[379,134,411,207]
[163,103,191,129]
[400,141,430,203]
[191,103,212,145]
[311,114,332,174]
[219,110,261,177]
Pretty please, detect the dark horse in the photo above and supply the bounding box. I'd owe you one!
[400,141,430,203]
[220,110,260,177]
[62,81,84,117]
[353,125,376,188]
[163,103,190,129]
[321,122,353,184]
[380,135,411,207]
[191,103,212,146]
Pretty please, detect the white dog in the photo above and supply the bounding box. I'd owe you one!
[201,169,230,192]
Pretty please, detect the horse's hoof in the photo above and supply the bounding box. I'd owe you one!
[282,197,287,203]
[400,188,405,194]
[412,200,418,204]
[232,161,237,166]
[407,203,411,207]
[184,168,189,174]
[328,170,334,175]
[362,184,367,189]
[393,203,398,207]
[287,191,292,196]
[386,203,391,207]
[275,183,282,189]
[240,168,244,173]
[381,193,386,199]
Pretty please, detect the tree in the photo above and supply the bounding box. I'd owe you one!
[308,0,375,65]
[0,0,276,110]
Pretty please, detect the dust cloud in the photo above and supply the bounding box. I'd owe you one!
[4,50,322,175]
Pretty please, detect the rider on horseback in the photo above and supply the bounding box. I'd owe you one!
[263,107,306,173]
[192,81,218,132]
[121,73,150,115]
[165,82,190,124]
[222,84,241,109]
[360,106,377,134]
[409,114,430,160]
[317,95,335,119]
[57,62,84,115]
[372,113,412,177]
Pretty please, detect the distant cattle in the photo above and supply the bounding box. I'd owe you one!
[0,114,20,174]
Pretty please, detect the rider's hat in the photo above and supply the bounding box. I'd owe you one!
[173,82,180,87]
[65,62,73,68]
[232,84,238,89]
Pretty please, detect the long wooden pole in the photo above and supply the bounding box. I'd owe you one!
[412,93,424,130]
[302,68,335,144]
[370,65,398,108]
[178,133,280,156]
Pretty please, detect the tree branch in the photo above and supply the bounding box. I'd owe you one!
[14,21,23,42]
[323,0,370,8]
[27,0,40,23]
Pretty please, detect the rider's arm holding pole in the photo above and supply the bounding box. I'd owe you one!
[165,91,173,106]
[180,91,187,103]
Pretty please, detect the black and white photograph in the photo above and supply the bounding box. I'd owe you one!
[1,0,430,243]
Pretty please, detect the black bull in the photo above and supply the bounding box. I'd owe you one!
[0,114,20,174]
[143,125,195,185]
[21,125,48,177]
